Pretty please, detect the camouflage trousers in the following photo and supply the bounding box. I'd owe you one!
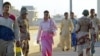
[21,40,29,56]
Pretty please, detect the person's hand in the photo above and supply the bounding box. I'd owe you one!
[70,31,72,33]
[27,36,30,40]
[75,31,78,34]
[37,40,39,44]
[28,37,30,40]
[27,33,30,40]
[16,40,21,47]
[92,27,95,30]
[60,32,62,35]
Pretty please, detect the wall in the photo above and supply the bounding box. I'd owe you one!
[97,0,100,18]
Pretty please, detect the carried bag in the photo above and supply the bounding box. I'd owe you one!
[16,47,23,56]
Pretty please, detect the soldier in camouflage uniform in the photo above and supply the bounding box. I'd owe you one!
[17,7,30,56]
[76,10,92,56]
[89,9,100,41]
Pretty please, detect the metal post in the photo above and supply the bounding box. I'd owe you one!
[70,0,72,13]
[69,0,72,19]
[0,0,3,14]
[97,0,100,18]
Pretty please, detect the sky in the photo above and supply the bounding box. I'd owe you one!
[4,0,97,18]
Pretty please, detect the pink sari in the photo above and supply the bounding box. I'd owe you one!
[37,19,57,56]
[41,31,53,56]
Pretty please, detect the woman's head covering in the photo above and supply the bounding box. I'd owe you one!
[20,7,28,15]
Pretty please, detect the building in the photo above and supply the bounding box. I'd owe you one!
[53,14,63,24]
[10,5,38,26]
[10,6,20,17]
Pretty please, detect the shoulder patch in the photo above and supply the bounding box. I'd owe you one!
[9,14,16,21]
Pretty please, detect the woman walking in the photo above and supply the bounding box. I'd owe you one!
[37,10,57,56]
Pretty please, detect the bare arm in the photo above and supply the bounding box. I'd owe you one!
[13,19,20,41]
[69,19,74,33]
[60,20,63,32]
[37,24,42,43]
[60,20,63,35]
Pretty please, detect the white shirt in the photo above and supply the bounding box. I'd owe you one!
[40,19,51,31]
[40,19,57,32]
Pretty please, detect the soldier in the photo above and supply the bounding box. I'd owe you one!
[17,7,30,56]
[76,10,92,56]
[89,9,100,41]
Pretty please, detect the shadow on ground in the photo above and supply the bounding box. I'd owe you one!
[28,46,62,56]
[29,41,100,56]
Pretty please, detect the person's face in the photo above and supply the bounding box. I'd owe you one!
[64,14,68,18]
[21,13,27,19]
[70,13,74,19]
[3,4,10,13]
[44,13,49,20]
[91,10,95,16]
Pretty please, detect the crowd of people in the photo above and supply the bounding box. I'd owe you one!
[58,9,100,56]
[0,1,100,56]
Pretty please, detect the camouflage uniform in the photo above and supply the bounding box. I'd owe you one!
[76,16,92,56]
[17,7,30,56]
[76,10,93,56]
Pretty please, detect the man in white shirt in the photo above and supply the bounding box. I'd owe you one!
[0,2,20,56]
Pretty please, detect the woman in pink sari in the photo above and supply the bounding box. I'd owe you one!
[37,10,57,56]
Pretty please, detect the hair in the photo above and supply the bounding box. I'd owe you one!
[70,12,74,14]
[64,12,68,16]
[90,9,95,13]
[3,2,11,7]
[44,10,49,13]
